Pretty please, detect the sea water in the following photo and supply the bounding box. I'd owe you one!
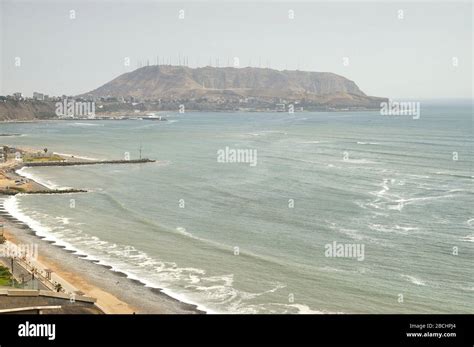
[1,102,473,313]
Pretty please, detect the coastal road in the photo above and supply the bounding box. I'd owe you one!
[0,256,49,291]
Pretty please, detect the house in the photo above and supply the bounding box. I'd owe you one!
[1,146,24,162]
[33,92,44,101]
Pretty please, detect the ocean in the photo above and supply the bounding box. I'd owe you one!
[1,102,473,313]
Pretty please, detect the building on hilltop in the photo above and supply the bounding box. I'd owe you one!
[12,92,23,100]
[33,92,45,101]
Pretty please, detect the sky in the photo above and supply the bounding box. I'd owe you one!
[0,0,472,99]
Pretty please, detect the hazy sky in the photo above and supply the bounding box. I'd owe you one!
[1,0,472,99]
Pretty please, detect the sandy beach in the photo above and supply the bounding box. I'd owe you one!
[0,215,201,314]
[1,225,134,313]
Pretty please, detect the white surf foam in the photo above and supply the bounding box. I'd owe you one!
[368,223,419,235]
[176,227,195,238]
[3,196,216,313]
[466,219,474,228]
[460,235,474,243]
[356,141,379,145]
[401,274,426,286]
[2,196,271,314]
[71,122,104,127]
[15,167,70,190]
[299,140,323,144]
[3,196,84,254]
[285,303,341,314]
[343,158,376,164]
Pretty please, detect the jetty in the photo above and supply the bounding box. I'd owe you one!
[22,158,155,167]
[0,188,88,196]
[1,145,157,196]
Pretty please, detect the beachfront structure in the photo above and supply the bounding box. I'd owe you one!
[1,146,23,161]
[0,289,101,314]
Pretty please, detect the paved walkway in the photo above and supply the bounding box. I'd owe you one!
[0,255,49,291]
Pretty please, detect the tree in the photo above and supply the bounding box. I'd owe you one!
[43,148,48,154]
[54,283,63,292]
[2,146,8,161]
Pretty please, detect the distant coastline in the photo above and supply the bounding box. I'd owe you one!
[0,105,386,123]
[1,65,388,122]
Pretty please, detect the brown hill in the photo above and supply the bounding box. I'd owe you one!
[0,100,56,121]
[82,66,386,109]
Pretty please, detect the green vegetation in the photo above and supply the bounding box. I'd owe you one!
[0,265,17,287]
[8,186,25,192]
[23,154,64,163]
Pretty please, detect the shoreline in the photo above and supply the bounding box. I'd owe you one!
[0,225,128,313]
[0,146,204,314]
[0,195,204,314]
[0,108,388,125]
[0,146,153,195]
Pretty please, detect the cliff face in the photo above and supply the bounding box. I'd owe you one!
[0,100,56,121]
[83,66,385,108]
